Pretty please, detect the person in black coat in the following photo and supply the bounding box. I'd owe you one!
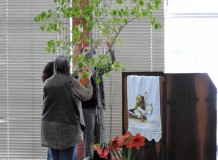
[80,41,116,158]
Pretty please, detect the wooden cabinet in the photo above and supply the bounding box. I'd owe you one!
[122,72,217,160]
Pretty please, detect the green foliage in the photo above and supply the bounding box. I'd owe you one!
[34,0,162,82]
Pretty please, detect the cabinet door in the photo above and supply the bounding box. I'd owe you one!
[165,73,217,160]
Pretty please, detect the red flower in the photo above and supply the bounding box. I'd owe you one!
[93,131,146,160]
[120,131,132,148]
[129,133,145,150]
[110,136,122,151]
[93,144,110,158]
[122,131,131,140]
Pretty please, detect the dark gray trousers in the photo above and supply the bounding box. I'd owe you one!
[82,107,105,157]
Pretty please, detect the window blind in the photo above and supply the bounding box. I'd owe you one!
[0,0,164,158]
[0,0,60,159]
[93,0,165,139]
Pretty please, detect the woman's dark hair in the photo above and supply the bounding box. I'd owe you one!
[54,55,70,75]
[42,61,54,82]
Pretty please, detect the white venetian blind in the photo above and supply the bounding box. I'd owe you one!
[0,0,61,159]
[94,0,165,139]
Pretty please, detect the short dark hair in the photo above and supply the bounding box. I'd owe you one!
[42,61,54,82]
[54,55,70,75]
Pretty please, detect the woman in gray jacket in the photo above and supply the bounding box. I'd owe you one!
[41,55,93,160]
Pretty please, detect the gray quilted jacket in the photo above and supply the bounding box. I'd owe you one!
[41,74,93,149]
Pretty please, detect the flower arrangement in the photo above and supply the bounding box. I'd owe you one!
[91,131,146,160]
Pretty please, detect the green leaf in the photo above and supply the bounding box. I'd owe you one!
[40,24,46,31]
[68,54,72,60]
[123,18,128,24]
[86,23,93,30]
[138,0,144,6]
[112,10,118,16]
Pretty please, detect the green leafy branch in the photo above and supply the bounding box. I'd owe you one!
[34,0,162,81]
